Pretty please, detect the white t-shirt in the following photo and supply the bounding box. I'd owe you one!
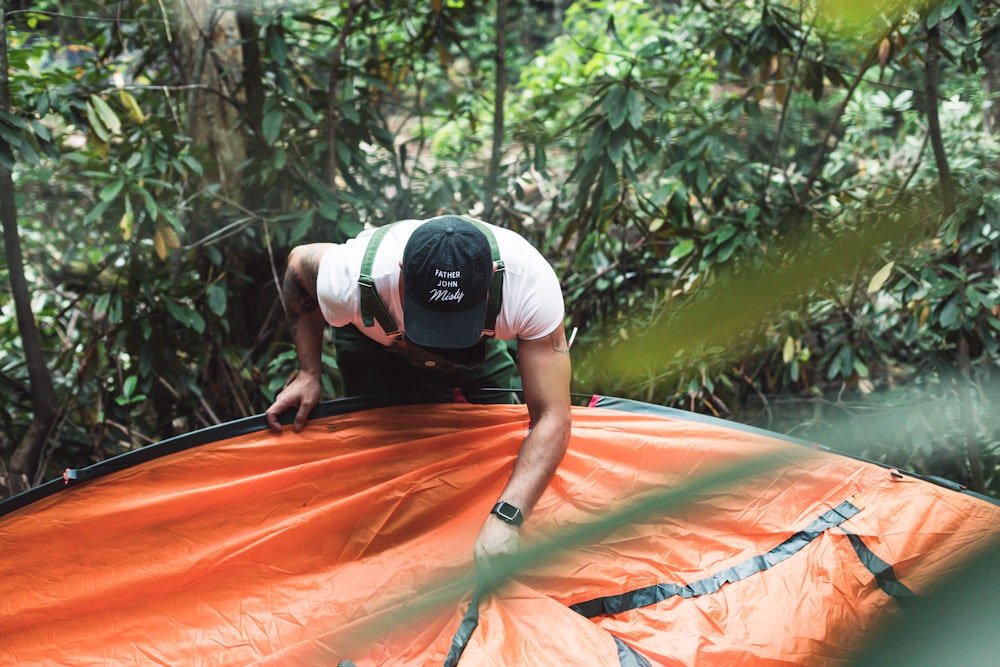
[316,219,565,346]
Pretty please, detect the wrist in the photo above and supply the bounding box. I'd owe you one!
[490,500,525,527]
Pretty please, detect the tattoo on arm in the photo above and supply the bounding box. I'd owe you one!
[284,266,319,314]
[550,331,570,354]
[282,249,323,327]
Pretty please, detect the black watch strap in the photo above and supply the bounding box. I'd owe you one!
[491,500,524,527]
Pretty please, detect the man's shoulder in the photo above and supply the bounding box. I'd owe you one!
[350,217,547,267]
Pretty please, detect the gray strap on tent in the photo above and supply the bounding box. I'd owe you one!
[442,589,483,667]
[358,218,504,340]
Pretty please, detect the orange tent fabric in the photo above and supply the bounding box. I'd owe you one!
[2,398,999,666]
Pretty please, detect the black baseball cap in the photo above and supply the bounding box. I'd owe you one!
[402,216,493,349]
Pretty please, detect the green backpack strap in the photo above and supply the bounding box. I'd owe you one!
[358,218,505,341]
[461,217,504,337]
[358,224,403,340]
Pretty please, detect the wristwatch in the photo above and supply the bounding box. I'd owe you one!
[490,500,524,527]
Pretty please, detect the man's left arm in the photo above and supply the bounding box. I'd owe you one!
[473,322,572,569]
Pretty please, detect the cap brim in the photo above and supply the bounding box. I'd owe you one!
[403,291,489,349]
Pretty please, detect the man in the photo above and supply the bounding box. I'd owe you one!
[265,215,572,568]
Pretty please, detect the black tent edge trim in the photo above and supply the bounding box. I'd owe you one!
[0,390,454,518]
[2,391,997,519]
[589,395,1000,507]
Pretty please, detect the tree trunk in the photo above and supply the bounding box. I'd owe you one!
[925,23,955,216]
[175,0,246,193]
[981,47,1000,135]
[957,338,985,493]
[0,12,57,496]
[326,0,364,189]
[236,9,266,207]
[484,0,508,219]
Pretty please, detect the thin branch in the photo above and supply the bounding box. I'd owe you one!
[263,217,287,321]
[97,420,157,446]
[892,130,930,207]
[924,23,955,216]
[2,9,135,22]
[764,10,814,195]
[796,36,887,206]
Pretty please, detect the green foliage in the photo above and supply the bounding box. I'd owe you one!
[2,0,999,498]
[2,2,1000,658]
[506,0,1000,494]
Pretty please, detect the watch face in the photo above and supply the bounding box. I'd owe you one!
[493,501,523,525]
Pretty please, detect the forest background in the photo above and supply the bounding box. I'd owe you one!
[1,0,998,500]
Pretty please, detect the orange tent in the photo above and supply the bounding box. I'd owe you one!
[2,395,998,666]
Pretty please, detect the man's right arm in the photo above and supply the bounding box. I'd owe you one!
[265,243,336,432]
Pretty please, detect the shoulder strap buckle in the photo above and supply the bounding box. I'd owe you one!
[358,225,402,337]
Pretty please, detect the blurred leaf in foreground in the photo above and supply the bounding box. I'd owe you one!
[580,197,939,389]
[853,539,1000,665]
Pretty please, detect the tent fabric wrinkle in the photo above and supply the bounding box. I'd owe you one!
[1,396,999,666]
[613,636,655,667]
[841,530,916,598]
[569,500,861,618]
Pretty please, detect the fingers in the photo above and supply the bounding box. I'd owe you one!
[473,540,500,586]
[293,402,312,433]
[293,386,320,432]
[265,392,290,433]
[265,386,305,434]
[472,537,492,571]
[473,518,520,585]
[265,407,282,433]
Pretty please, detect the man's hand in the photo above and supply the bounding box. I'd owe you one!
[473,515,520,576]
[265,371,322,433]
[268,243,333,434]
